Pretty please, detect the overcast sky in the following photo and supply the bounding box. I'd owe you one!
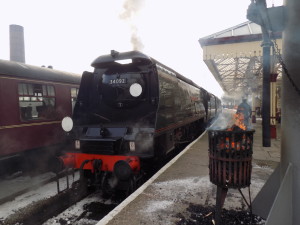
[0,0,283,98]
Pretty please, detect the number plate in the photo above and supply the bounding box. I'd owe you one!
[109,78,127,84]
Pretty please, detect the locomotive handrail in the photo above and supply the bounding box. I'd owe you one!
[78,137,121,141]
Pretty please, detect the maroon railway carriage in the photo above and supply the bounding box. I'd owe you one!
[0,59,81,174]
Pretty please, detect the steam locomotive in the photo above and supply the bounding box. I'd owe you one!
[0,59,81,175]
[60,50,221,194]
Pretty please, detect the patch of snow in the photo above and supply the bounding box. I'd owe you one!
[0,172,79,220]
[43,194,99,225]
[142,200,173,213]
[154,176,211,191]
[149,176,213,201]
[43,192,116,225]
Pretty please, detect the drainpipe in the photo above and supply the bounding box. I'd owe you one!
[247,0,272,147]
[261,27,272,147]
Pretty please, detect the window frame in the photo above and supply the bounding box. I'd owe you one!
[18,82,57,121]
[71,87,79,112]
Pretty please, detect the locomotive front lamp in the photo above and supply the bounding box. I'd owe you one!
[129,141,136,151]
[61,116,73,132]
[129,83,142,97]
[75,140,80,149]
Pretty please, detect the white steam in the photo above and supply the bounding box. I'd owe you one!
[209,110,254,130]
[119,0,145,51]
[209,111,236,130]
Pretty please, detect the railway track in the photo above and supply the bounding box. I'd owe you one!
[0,138,198,225]
[43,192,119,225]
[1,177,124,225]
[0,170,77,205]
[2,182,89,225]
[0,168,128,225]
[0,170,80,224]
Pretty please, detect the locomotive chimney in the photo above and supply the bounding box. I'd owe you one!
[111,50,119,58]
[9,24,26,63]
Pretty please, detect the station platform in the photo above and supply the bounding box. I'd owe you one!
[97,114,281,225]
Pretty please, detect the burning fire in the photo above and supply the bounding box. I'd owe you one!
[218,134,250,152]
[227,112,247,131]
[215,112,251,152]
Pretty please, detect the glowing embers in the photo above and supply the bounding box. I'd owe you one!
[208,129,255,188]
[218,133,252,152]
[208,129,255,224]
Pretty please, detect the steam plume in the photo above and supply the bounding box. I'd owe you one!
[119,0,144,51]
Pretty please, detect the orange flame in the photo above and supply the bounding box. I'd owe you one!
[227,113,246,131]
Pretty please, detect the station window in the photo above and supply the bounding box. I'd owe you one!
[18,83,57,121]
[71,87,79,112]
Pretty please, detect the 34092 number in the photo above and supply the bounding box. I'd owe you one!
[109,78,127,84]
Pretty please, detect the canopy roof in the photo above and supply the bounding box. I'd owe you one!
[199,21,282,100]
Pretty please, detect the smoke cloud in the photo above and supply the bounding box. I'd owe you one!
[208,111,235,130]
[209,110,253,130]
[119,0,145,51]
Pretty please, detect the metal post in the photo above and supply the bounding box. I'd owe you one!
[251,92,257,123]
[215,186,228,225]
[261,34,272,147]
[248,0,272,146]
[270,74,278,138]
[56,172,60,193]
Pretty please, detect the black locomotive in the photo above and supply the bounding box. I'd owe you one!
[60,50,221,194]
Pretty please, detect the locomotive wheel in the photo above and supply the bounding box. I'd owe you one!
[125,176,137,196]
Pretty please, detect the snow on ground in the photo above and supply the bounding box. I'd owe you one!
[43,194,101,225]
[0,172,79,221]
[138,164,273,223]
[143,200,174,214]
[0,160,275,225]
[146,176,213,204]
[43,192,118,225]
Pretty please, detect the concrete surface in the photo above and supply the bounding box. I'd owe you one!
[98,116,280,225]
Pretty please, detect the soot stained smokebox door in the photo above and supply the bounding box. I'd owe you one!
[208,129,255,225]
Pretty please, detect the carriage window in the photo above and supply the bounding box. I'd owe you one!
[71,87,79,112]
[18,83,57,121]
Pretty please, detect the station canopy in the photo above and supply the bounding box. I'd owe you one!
[199,21,282,100]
